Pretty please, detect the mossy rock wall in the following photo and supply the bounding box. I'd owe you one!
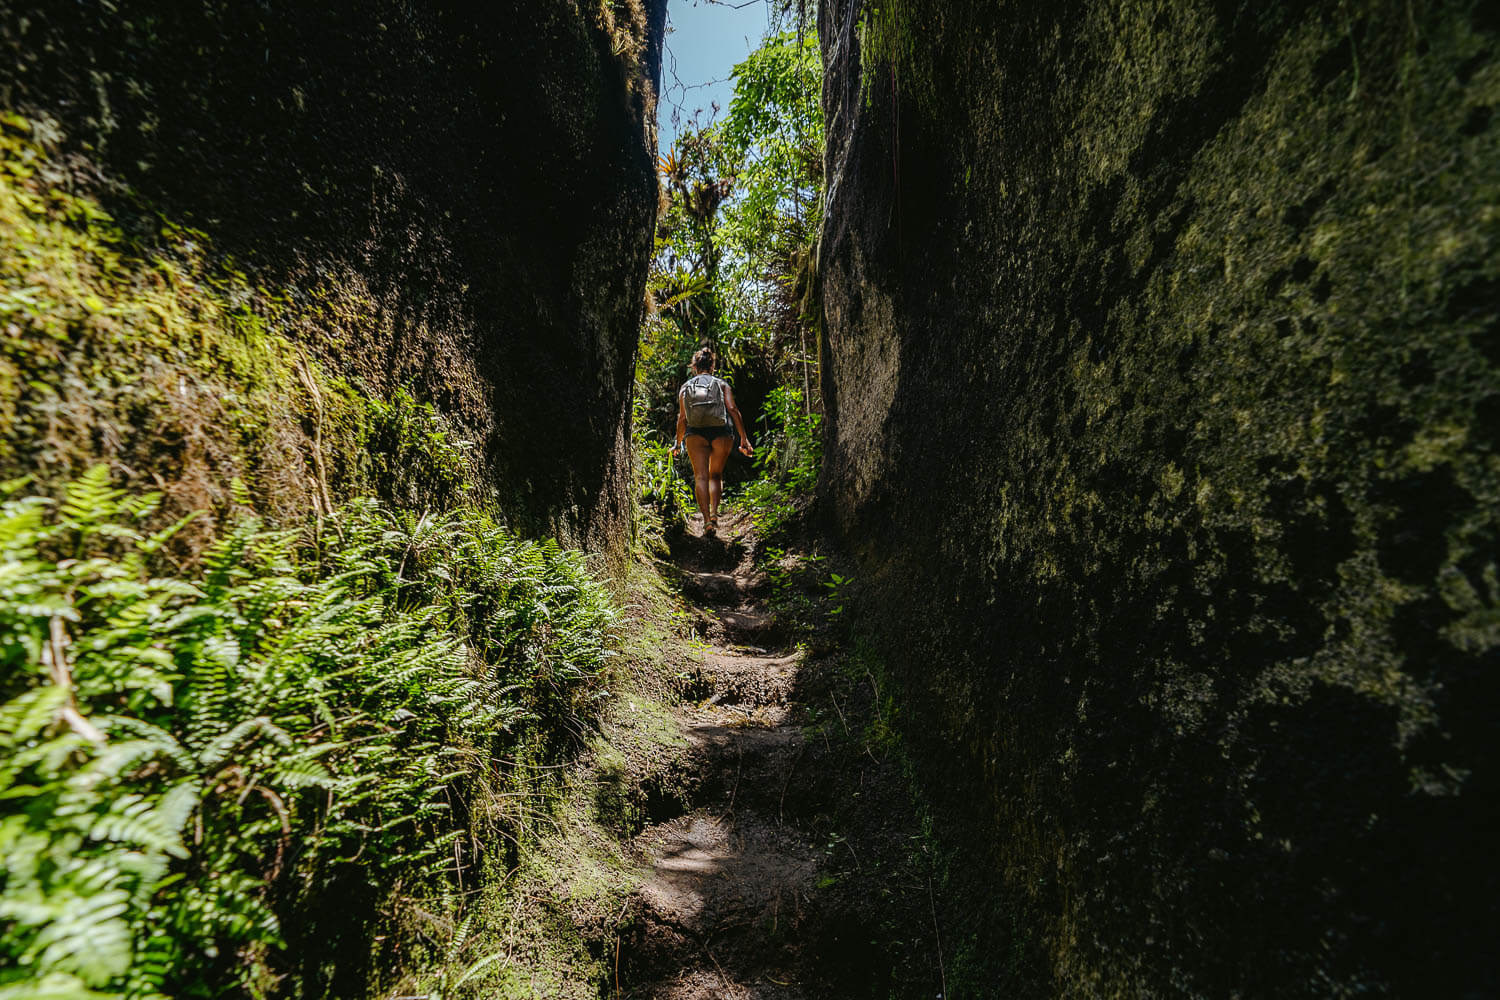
[0,0,667,567]
[818,0,1498,994]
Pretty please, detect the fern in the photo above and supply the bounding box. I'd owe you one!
[0,973,125,999]
[194,716,291,772]
[28,888,133,984]
[56,464,122,529]
[0,469,618,998]
[0,686,69,747]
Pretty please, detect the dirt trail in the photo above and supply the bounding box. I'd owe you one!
[616,513,827,999]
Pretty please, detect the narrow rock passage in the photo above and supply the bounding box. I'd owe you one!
[618,513,822,1000]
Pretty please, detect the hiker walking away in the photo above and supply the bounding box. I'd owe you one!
[674,347,753,534]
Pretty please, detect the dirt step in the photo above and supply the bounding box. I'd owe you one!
[666,524,751,574]
[679,568,770,605]
[693,650,800,707]
[679,713,800,771]
[641,967,807,1000]
[632,811,818,935]
[620,809,819,999]
[617,509,849,998]
[694,608,786,648]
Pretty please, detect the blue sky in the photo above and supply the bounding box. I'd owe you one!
[657,0,776,151]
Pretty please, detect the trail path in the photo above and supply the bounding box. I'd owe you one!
[619,512,823,999]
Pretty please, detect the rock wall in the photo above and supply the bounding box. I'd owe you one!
[0,0,666,566]
[819,0,1498,994]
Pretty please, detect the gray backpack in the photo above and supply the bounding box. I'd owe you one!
[683,374,728,428]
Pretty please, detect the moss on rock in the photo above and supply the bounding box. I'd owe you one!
[819,0,1499,994]
[0,121,491,550]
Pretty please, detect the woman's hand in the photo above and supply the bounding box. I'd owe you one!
[738,439,754,457]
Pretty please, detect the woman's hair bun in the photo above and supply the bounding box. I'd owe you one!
[691,346,716,372]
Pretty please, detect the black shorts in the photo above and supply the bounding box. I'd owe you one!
[685,424,734,444]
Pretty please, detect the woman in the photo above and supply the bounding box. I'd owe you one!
[673,347,752,533]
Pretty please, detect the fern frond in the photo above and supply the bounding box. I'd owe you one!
[450,946,511,991]
[0,685,69,749]
[137,510,199,555]
[69,739,183,788]
[444,912,474,969]
[272,755,336,790]
[0,469,620,996]
[82,794,189,858]
[57,465,124,530]
[0,973,121,1000]
[228,477,254,509]
[28,887,133,985]
[195,716,291,771]
[90,718,194,771]
[153,781,201,843]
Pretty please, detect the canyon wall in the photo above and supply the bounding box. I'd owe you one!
[0,0,666,565]
[819,1,1498,994]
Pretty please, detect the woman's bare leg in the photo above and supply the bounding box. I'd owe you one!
[707,436,734,521]
[685,434,713,524]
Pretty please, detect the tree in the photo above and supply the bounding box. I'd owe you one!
[639,24,824,438]
[716,28,823,412]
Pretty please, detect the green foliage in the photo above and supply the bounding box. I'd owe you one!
[739,385,822,537]
[632,401,694,517]
[755,385,821,494]
[0,468,615,998]
[639,28,824,457]
[636,25,826,547]
[717,29,824,288]
[652,129,737,352]
[822,571,853,618]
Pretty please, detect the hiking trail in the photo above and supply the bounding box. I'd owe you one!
[615,512,830,999]
[612,515,816,1000]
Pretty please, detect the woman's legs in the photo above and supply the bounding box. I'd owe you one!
[707,435,733,523]
[684,434,713,523]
